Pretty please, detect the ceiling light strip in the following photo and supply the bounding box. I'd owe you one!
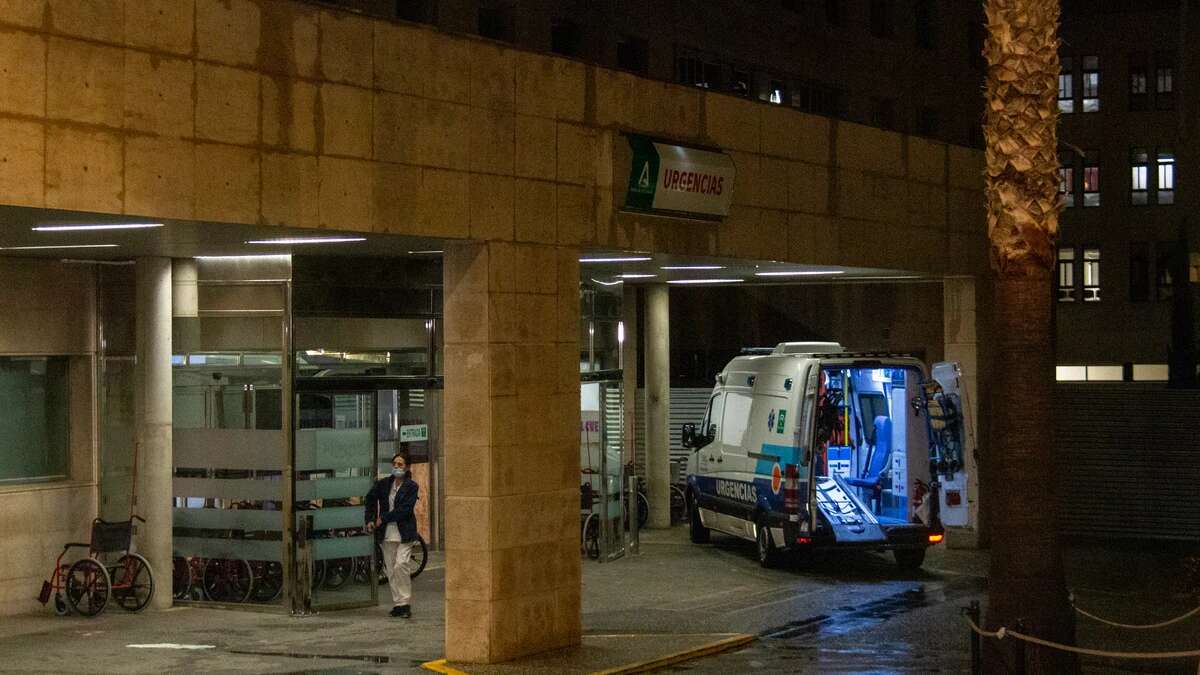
[0,244,120,250]
[32,223,163,232]
[245,237,366,245]
[667,278,744,285]
[579,256,653,263]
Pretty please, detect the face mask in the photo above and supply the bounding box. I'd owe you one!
[391,468,406,478]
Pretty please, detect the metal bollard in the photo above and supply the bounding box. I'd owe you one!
[965,601,981,675]
[1014,618,1027,675]
[628,476,640,555]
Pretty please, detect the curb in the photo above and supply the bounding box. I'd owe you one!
[589,633,757,675]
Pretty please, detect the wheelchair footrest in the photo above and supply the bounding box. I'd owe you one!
[38,581,52,605]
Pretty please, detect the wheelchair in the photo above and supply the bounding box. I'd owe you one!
[39,516,156,617]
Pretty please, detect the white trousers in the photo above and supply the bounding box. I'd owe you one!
[380,539,415,606]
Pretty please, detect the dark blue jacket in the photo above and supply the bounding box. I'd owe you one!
[365,476,419,543]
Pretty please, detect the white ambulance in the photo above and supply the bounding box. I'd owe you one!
[681,342,969,569]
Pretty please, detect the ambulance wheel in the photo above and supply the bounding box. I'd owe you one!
[688,496,709,544]
[756,520,778,568]
[894,547,926,570]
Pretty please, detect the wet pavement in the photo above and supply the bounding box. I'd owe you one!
[1,528,1197,673]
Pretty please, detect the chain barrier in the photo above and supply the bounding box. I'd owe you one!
[1069,592,1200,630]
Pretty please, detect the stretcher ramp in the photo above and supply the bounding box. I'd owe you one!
[814,475,886,543]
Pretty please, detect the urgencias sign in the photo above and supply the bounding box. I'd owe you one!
[624,135,736,219]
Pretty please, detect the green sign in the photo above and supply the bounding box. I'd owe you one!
[623,135,736,218]
[776,409,787,434]
[399,424,428,443]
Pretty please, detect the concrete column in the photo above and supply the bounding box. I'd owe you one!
[442,241,581,663]
[135,257,173,609]
[644,284,671,529]
[943,276,979,547]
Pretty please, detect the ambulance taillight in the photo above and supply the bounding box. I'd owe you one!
[783,464,801,512]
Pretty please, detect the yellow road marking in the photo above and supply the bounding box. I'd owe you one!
[589,633,756,675]
[421,658,469,674]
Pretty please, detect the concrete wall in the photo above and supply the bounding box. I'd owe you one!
[0,258,97,616]
[0,0,985,277]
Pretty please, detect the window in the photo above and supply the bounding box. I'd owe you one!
[1058,152,1076,207]
[767,80,786,105]
[721,392,753,448]
[1156,150,1175,204]
[1130,243,1150,302]
[794,81,843,117]
[676,55,720,89]
[1156,57,1175,110]
[1083,248,1101,301]
[871,98,897,131]
[1058,57,1074,113]
[915,0,937,49]
[1083,151,1100,207]
[1057,247,1076,302]
[1130,148,1149,205]
[477,4,514,42]
[730,70,750,97]
[917,106,939,137]
[1081,56,1099,112]
[617,35,648,75]
[1129,57,1148,111]
[701,393,725,444]
[0,356,70,484]
[551,21,583,57]
[825,0,843,27]
[1156,244,1177,301]
[870,0,894,38]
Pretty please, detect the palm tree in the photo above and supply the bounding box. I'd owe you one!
[981,0,1078,672]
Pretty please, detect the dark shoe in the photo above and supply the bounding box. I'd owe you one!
[397,604,411,618]
[389,605,404,617]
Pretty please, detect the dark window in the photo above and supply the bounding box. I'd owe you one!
[1131,148,1149,205]
[870,0,894,38]
[0,356,70,483]
[478,4,514,42]
[1130,243,1150,302]
[676,55,721,89]
[968,22,986,70]
[825,0,843,27]
[917,107,939,137]
[551,20,583,57]
[871,98,897,131]
[1129,60,1148,111]
[794,81,843,117]
[617,36,648,75]
[914,0,937,49]
[395,0,431,23]
[1156,244,1176,301]
[1156,56,1175,109]
[730,70,750,97]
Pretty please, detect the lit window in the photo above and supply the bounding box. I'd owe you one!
[1055,365,1086,381]
[1087,365,1123,381]
[1130,68,1148,95]
[1156,150,1175,204]
[768,80,785,105]
[1058,153,1075,208]
[1132,364,1169,381]
[1057,247,1076,302]
[1058,57,1074,113]
[1130,148,1149,205]
[1083,248,1100,301]
[1081,56,1099,112]
[1083,152,1100,207]
[1157,65,1174,94]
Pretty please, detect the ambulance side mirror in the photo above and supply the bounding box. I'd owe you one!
[681,423,697,450]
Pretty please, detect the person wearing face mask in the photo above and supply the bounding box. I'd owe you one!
[365,452,419,618]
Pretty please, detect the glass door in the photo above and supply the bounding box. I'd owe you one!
[295,390,378,611]
[581,379,625,562]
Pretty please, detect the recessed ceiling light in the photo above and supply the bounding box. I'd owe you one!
[245,236,366,245]
[579,256,653,263]
[32,223,163,232]
[667,278,744,285]
[194,254,292,261]
[660,265,726,270]
[618,273,657,279]
[0,243,120,250]
[407,250,443,255]
[754,270,846,277]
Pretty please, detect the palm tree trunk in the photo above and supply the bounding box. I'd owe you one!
[982,0,1078,672]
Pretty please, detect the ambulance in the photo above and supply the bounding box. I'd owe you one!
[681,342,970,569]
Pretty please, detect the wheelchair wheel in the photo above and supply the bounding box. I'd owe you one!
[582,513,600,560]
[410,535,428,579]
[112,554,154,612]
[670,485,688,524]
[250,561,283,603]
[66,558,111,617]
[202,558,253,603]
[323,559,352,590]
[53,593,69,616]
[172,557,192,601]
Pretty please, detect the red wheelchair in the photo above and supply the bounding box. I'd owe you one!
[39,516,155,616]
